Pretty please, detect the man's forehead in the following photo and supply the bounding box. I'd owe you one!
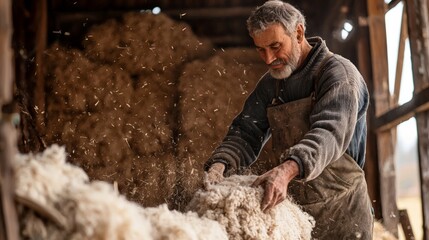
[252,24,290,47]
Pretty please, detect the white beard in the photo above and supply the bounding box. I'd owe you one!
[269,64,294,79]
[269,39,301,79]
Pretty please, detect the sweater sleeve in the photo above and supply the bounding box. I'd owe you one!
[281,58,366,181]
[204,75,274,176]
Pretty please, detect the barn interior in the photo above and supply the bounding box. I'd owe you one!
[1,0,429,239]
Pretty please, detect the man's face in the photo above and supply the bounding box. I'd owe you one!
[251,23,301,79]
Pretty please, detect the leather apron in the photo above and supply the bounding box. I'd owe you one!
[266,69,373,239]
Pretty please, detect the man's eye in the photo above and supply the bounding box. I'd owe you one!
[271,45,280,50]
[256,48,264,52]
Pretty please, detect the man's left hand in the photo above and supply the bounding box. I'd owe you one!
[251,160,299,212]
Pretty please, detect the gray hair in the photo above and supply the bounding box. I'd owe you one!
[246,0,306,36]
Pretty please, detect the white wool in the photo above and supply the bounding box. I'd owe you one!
[14,144,89,205]
[14,145,227,240]
[142,204,228,240]
[186,175,315,240]
[63,181,153,240]
[372,221,398,240]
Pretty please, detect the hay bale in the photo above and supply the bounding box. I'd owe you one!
[58,111,132,169]
[44,44,133,113]
[43,11,214,207]
[44,110,177,206]
[186,175,315,240]
[83,12,213,75]
[127,72,177,155]
[121,153,177,207]
[173,48,270,208]
[43,12,284,209]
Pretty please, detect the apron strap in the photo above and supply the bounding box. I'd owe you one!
[270,79,283,105]
[312,51,334,101]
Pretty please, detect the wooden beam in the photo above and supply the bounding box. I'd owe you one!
[34,0,47,137]
[392,7,408,106]
[374,86,429,131]
[367,0,399,235]
[355,0,383,219]
[164,7,253,19]
[53,9,253,47]
[399,209,416,240]
[0,0,20,239]
[0,3,13,103]
[416,111,429,240]
[406,0,429,91]
[388,0,403,11]
[405,0,429,238]
[54,7,254,23]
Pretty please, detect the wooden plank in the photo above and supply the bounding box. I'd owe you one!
[405,0,429,239]
[392,7,407,106]
[34,0,47,137]
[355,0,383,219]
[0,0,20,239]
[53,9,253,47]
[12,0,45,152]
[406,0,429,92]
[388,0,403,10]
[399,209,416,240]
[416,111,429,240]
[374,86,429,131]
[367,0,399,235]
[0,2,13,103]
[0,124,19,240]
[164,7,253,19]
[54,7,254,22]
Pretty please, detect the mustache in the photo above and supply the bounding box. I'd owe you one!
[268,59,285,66]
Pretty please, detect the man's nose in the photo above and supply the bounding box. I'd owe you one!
[263,49,276,65]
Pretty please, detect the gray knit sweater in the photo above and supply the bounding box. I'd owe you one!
[205,37,369,181]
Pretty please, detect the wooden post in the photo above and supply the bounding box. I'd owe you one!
[0,0,20,239]
[399,209,416,240]
[355,0,383,219]
[34,0,47,138]
[392,7,408,107]
[367,0,399,235]
[405,0,429,239]
[416,111,429,240]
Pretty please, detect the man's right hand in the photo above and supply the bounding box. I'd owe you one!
[203,162,226,189]
[251,160,299,212]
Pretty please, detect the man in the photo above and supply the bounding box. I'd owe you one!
[204,0,373,239]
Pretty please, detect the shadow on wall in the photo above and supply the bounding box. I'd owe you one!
[42,11,273,209]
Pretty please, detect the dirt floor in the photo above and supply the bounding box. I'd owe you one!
[42,12,273,208]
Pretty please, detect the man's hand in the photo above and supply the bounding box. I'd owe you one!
[203,162,226,189]
[251,160,299,212]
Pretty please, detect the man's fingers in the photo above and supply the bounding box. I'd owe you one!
[202,172,211,190]
[273,194,285,208]
[261,183,274,212]
[263,187,287,212]
[251,177,263,188]
[203,170,224,190]
[263,189,279,212]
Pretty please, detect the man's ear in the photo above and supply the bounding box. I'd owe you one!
[296,24,304,43]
